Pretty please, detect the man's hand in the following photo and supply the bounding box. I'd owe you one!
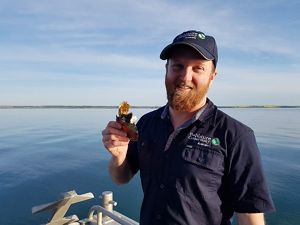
[102,121,132,184]
[102,121,130,165]
[237,213,265,225]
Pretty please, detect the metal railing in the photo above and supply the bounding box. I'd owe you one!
[32,190,139,225]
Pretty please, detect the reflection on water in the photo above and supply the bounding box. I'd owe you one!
[0,108,299,225]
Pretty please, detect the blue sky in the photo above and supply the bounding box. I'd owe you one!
[1,0,299,106]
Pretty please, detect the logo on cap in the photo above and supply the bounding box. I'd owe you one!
[198,33,206,39]
[160,30,218,66]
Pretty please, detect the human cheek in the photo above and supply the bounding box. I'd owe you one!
[166,71,178,84]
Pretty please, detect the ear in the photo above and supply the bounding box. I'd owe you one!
[211,69,217,81]
[209,69,217,87]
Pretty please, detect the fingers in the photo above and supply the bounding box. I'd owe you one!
[103,139,129,149]
[102,131,128,143]
[108,121,122,129]
[102,121,127,137]
[101,121,130,149]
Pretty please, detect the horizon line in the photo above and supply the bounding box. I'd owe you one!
[0,105,299,109]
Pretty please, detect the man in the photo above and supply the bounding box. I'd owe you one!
[102,30,275,225]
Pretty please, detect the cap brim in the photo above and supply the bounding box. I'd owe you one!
[160,42,215,61]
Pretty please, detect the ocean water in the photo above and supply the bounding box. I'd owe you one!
[0,108,299,225]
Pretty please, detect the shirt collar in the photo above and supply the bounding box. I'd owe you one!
[160,100,208,129]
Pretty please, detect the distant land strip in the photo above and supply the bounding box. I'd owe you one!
[0,105,299,109]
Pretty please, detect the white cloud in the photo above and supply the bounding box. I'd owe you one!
[3,0,299,56]
[0,46,162,71]
[210,65,300,105]
[0,0,299,105]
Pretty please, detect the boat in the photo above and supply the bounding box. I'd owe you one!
[32,190,139,225]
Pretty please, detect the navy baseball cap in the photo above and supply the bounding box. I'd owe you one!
[160,30,218,66]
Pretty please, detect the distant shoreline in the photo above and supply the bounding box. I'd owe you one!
[0,105,299,109]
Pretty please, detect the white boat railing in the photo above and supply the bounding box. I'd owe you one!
[88,205,139,225]
[32,190,140,225]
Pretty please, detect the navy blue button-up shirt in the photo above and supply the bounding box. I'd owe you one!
[126,99,275,225]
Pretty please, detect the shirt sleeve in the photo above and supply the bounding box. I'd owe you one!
[126,116,146,175]
[226,130,275,213]
[126,140,139,175]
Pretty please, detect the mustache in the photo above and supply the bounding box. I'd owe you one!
[175,82,194,89]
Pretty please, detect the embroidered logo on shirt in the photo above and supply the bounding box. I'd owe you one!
[187,133,220,147]
[212,138,220,146]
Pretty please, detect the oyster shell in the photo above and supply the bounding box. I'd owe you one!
[116,101,138,141]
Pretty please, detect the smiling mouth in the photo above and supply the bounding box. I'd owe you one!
[176,84,193,91]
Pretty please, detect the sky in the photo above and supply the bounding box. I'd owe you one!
[1,0,299,106]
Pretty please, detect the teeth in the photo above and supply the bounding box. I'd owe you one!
[177,86,191,89]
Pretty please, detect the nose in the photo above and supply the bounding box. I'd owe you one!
[179,66,193,82]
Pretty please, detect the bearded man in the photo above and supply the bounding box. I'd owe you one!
[102,30,275,225]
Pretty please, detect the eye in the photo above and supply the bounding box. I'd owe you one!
[194,66,205,73]
[171,64,184,71]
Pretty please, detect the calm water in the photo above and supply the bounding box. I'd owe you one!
[0,108,299,225]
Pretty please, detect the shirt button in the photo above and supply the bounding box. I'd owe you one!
[159,184,165,189]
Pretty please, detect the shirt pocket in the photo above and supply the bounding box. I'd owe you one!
[180,145,224,199]
[182,145,223,172]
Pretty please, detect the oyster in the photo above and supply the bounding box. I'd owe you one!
[116,101,138,141]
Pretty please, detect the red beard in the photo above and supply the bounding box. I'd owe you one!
[165,76,209,112]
